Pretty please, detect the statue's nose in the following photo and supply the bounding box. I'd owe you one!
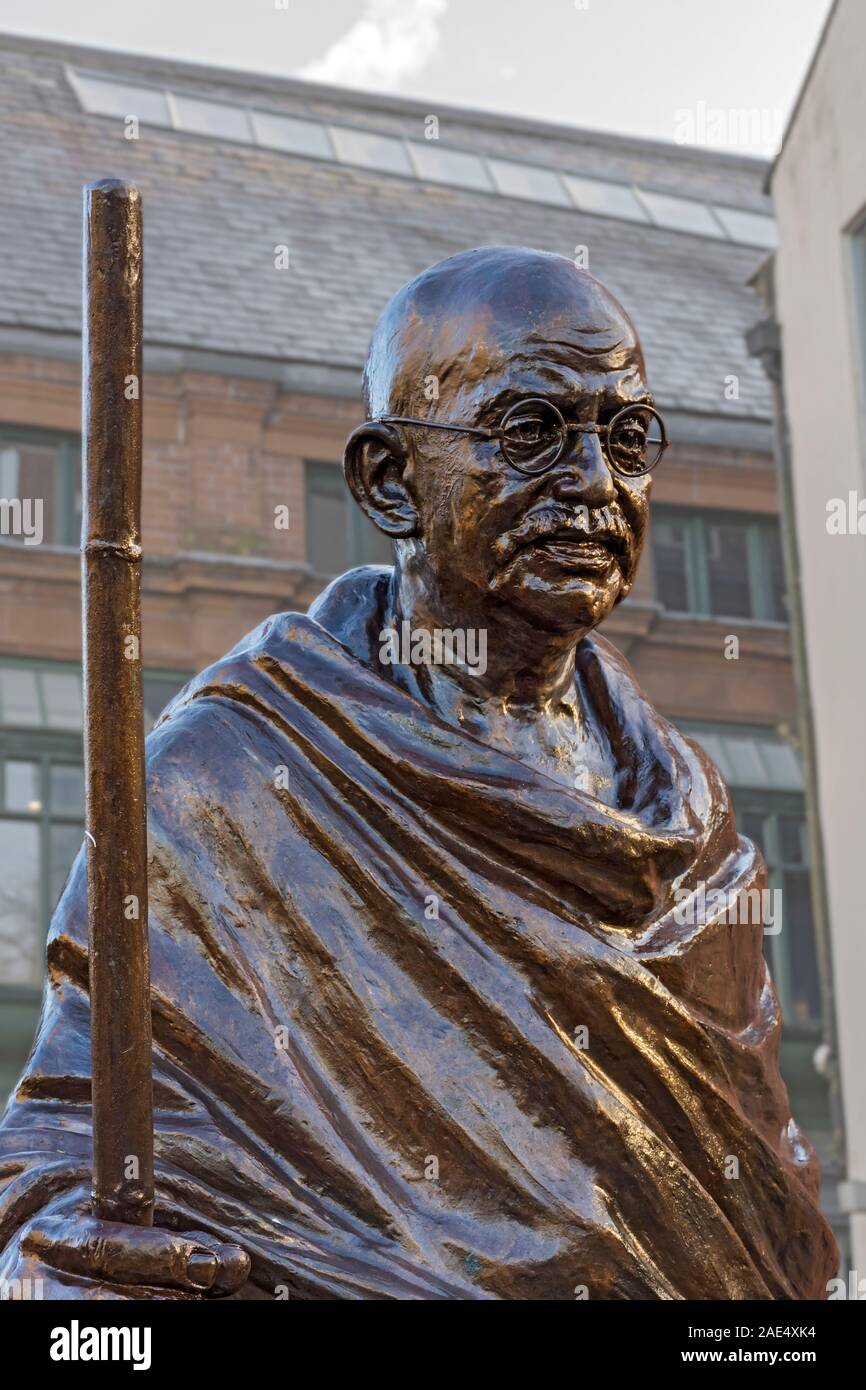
[548,432,616,507]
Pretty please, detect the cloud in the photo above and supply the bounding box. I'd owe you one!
[299,0,448,91]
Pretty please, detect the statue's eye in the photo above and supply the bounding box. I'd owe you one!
[504,416,548,446]
[498,399,566,472]
[613,423,646,453]
[608,409,655,474]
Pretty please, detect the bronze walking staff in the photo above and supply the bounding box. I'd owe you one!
[81,178,154,1227]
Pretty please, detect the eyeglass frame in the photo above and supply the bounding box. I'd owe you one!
[371,397,669,478]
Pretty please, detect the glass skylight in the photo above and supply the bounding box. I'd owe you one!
[251,111,334,159]
[636,189,727,239]
[70,71,172,127]
[66,69,776,247]
[329,126,413,176]
[407,142,493,191]
[563,174,649,223]
[488,159,570,206]
[713,206,778,249]
[171,94,253,142]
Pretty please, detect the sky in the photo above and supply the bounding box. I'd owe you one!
[0,0,834,156]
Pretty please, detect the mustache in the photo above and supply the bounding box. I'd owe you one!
[496,503,633,562]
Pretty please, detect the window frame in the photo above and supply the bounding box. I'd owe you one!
[0,423,81,550]
[0,729,84,999]
[651,505,787,623]
[680,719,821,1043]
[846,203,866,471]
[305,460,393,577]
[731,787,820,1037]
[0,660,191,1004]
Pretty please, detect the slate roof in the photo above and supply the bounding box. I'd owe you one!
[0,32,773,422]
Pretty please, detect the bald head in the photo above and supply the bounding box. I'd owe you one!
[363,246,644,420]
[346,245,654,641]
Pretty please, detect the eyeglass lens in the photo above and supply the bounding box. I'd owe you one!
[607,407,664,477]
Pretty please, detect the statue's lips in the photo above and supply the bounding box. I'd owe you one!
[522,533,619,571]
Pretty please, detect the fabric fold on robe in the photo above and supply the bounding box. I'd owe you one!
[0,567,837,1299]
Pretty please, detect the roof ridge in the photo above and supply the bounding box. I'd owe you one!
[0,27,771,175]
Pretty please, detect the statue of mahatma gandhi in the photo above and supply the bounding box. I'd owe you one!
[0,246,837,1299]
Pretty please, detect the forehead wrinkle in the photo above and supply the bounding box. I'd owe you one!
[502,348,646,392]
[468,359,650,425]
[521,334,639,372]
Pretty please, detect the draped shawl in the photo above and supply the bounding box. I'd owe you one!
[0,568,837,1299]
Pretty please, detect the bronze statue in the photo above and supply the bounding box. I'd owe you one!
[0,241,837,1299]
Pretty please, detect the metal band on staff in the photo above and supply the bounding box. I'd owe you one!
[82,179,154,1226]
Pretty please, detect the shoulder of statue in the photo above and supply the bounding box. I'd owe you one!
[306,564,392,662]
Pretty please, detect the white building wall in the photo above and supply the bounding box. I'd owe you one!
[772,0,866,1276]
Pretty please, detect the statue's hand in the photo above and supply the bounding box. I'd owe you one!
[20,1215,250,1296]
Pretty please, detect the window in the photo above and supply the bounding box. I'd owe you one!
[683,723,805,795]
[305,463,393,577]
[849,211,866,444]
[653,514,691,612]
[171,94,253,142]
[252,111,333,159]
[69,71,172,127]
[407,143,494,191]
[0,747,83,987]
[330,126,413,176]
[731,787,828,1158]
[0,662,187,736]
[713,207,777,249]
[682,724,819,1028]
[706,519,752,617]
[636,189,727,239]
[0,662,189,992]
[563,174,649,224]
[0,664,81,729]
[66,70,776,247]
[735,795,821,1030]
[0,662,189,1102]
[0,427,81,548]
[652,508,787,621]
[488,159,570,207]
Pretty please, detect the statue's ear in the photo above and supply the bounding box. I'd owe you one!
[343,422,418,538]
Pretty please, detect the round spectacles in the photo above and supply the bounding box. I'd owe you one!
[497,398,667,477]
[374,397,668,478]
